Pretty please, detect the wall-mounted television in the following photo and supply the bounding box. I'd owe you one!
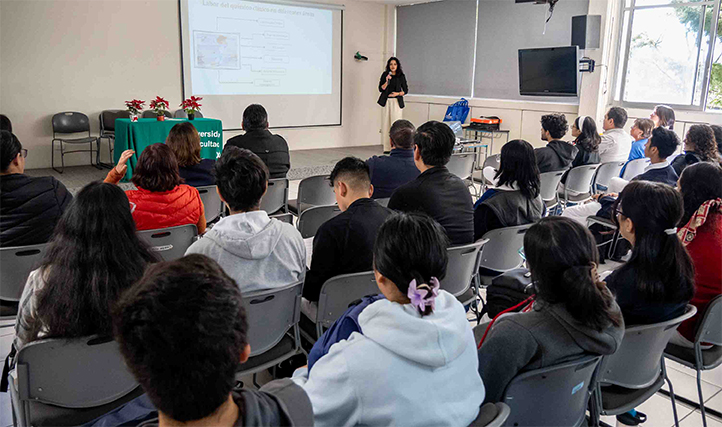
[518,46,579,96]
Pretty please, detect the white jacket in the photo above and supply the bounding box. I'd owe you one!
[292,290,485,426]
[598,128,634,163]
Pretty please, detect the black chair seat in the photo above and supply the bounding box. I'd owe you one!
[666,342,722,370]
[600,376,664,415]
[240,333,296,372]
[56,136,97,144]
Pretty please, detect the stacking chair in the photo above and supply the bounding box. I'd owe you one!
[593,161,625,194]
[237,281,304,386]
[502,355,602,427]
[51,112,99,173]
[141,110,172,119]
[665,296,722,427]
[288,175,335,215]
[468,402,511,427]
[196,185,223,224]
[10,335,141,427]
[260,178,290,215]
[447,153,478,197]
[621,158,650,181]
[539,170,566,215]
[173,109,203,118]
[98,110,129,167]
[296,205,342,239]
[592,305,697,427]
[0,243,47,324]
[586,216,624,260]
[481,154,501,192]
[477,224,533,285]
[136,224,198,261]
[558,164,601,211]
[441,240,487,307]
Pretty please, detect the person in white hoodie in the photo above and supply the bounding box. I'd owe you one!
[598,107,634,163]
[292,212,485,426]
[185,146,305,293]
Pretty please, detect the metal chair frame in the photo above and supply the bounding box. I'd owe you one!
[51,112,100,173]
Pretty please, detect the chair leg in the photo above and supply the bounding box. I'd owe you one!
[662,359,681,427]
[697,366,708,427]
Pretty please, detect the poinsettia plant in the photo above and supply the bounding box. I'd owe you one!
[180,96,203,114]
[149,96,170,115]
[125,99,145,115]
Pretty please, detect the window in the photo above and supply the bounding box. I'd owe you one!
[614,0,722,111]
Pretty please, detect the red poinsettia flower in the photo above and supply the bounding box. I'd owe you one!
[180,96,202,113]
[125,99,145,114]
[149,96,169,111]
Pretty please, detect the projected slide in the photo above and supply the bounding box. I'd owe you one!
[187,0,333,96]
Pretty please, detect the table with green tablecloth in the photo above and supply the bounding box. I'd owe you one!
[114,118,223,181]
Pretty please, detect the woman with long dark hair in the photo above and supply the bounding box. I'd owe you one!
[13,182,157,350]
[474,139,543,241]
[378,57,408,153]
[476,216,623,403]
[671,124,720,176]
[166,122,215,187]
[570,115,601,167]
[651,105,675,130]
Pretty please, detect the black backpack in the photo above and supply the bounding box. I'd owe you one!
[481,268,535,318]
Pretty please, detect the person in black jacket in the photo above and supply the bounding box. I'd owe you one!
[0,131,71,247]
[534,114,577,173]
[366,119,419,199]
[378,57,409,153]
[166,122,215,187]
[388,121,474,246]
[671,124,719,176]
[225,104,290,179]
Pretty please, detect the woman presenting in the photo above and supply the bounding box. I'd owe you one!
[378,57,408,153]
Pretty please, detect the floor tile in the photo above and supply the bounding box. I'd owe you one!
[679,409,722,427]
[663,363,722,404]
[706,390,722,412]
[633,392,694,427]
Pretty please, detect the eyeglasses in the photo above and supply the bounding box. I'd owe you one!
[18,149,27,158]
[614,205,626,218]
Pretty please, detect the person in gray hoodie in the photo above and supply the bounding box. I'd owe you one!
[476,217,624,404]
[185,146,305,293]
[113,255,313,427]
[534,113,578,173]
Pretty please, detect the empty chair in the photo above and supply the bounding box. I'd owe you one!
[142,110,173,119]
[9,335,141,427]
[260,178,289,215]
[447,153,478,196]
[468,402,511,427]
[51,112,100,173]
[0,244,47,323]
[482,154,501,172]
[593,161,625,194]
[665,296,722,427]
[196,185,223,224]
[539,170,566,214]
[288,175,336,215]
[98,110,130,167]
[621,158,650,181]
[173,109,204,119]
[559,164,601,210]
[502,355,601,427]
[136,224,198,261]
[477,224,533,284]
[297,205,342,239]
[441,240,487,303]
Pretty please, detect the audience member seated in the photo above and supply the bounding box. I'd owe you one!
[106,144,206,233]
[671,124,719,176]
[113,254,313,427]
[366,119,419,199]
[671,163,722,348]
[0,114,11,132]
[0,131,71,247]
[599,107,633,163]
[651,104,676,130]
[165,122,215,187]
[13,182,156,352]
[388,120,474,245]
[293,213,485,426]
[225,104,290,179]
[475,216,623,404]
[534,113,576,173]
[473,139,543,241]
[628,118,654,163]
[302,157,391,318]
[185,147,305,294]
[711,124,722,163]
[571,116,601,167]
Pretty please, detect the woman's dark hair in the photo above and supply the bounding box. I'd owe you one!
[678,162,722,227]
[131,143,185,192]
[373,212,449,316]
[495,139,540,199]
[574,116,601,152]
[166,122,201,167]
[1,130,21,172]
[524,217,622,331]
[541,114,568,139]
[685,124,719,161]
[612,181,695,303]
[0,114,11,133]
[29,182,157,342]
[711,124,722,154]
[242,104,268,131]
[385,57,404,76]
[654,105,676,130]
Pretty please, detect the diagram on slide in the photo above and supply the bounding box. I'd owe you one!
[194,31,240,69]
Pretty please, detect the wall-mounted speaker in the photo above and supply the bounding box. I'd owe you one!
[572,15,601,50]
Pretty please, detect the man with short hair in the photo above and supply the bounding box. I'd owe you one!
[113,254,313,427]
[388,120,474,245]
[226,104,290,179]
[599,107,634,163]
[0,130,71,247]
[534,113,577,173]
[302,157,392,316]
[185,146,305,293]
[366,119,420,199]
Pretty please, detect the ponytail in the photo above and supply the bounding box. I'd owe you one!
[561,264,622,330]
[406,271,439,317]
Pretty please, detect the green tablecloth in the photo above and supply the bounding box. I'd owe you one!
[114,118,223,181]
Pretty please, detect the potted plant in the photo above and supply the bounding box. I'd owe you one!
[149,96,170,121]
[180,96,203,120]
[125,99,145,122]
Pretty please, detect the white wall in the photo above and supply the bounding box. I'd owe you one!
[0,0,390,170]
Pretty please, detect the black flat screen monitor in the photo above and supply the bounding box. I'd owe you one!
[518,46,579,96]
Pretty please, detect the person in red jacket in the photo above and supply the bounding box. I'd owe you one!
[105,144,206,233]
[671,162,722,347]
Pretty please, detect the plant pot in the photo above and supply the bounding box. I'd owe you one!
[156,114,165,121]
[130,114,139,122]
[188,112,195,120]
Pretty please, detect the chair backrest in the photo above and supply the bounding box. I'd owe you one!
[242,281,302,356]
[502,355,601,427]
[621,158,650,180]
[598,305,697,389]
[482,154,500,171]
[52,112,90,134]
[173,110,204,118]
[260,178,289,214]
[477,224,532,273]
[297,205,342,239]
[142,110,172,118]
[441,240,487,297]
[99,110,130,134]
[447,153,476,181]
[196,185,223,223]
[317,271,380,326]
[0,243,47,301]
[539,170,566,202]
[297,175,336,209]
[563,164,601,196]
[468,402,511,427]
[376,197,390,207]
[695,295,722,346]
[593,161,626,193]
[136,224,198,261]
